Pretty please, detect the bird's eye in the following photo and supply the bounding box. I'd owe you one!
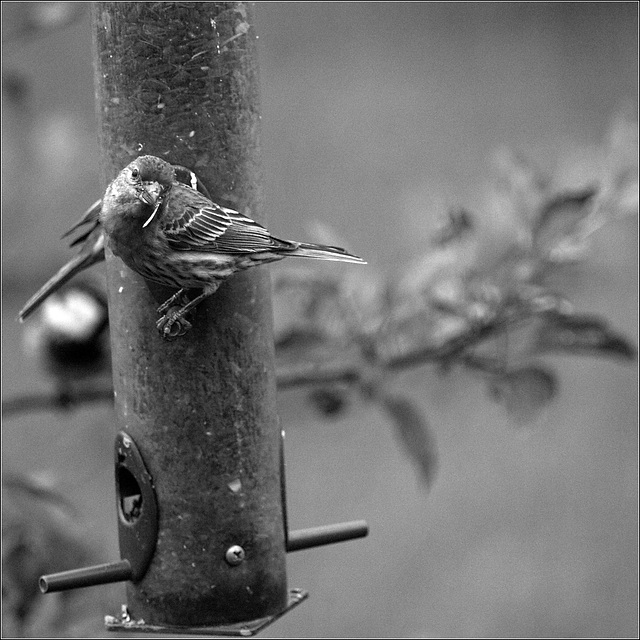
[130,167,140,180]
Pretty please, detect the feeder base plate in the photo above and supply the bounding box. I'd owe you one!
[105,588,309,636]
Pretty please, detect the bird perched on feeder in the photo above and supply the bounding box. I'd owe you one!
[18,164,211,323]
[96,155,365,339]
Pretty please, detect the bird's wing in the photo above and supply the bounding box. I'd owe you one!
[163,190,295,254]
[64,199,102,247]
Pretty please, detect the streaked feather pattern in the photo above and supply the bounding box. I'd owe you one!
[162,193,300,254]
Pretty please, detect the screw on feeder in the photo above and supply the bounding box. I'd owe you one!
[225,545,246,566]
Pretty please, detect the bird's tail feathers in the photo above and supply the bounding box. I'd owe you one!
[292,242,366,264]
[62,199,102,241]
[18,249,103,322]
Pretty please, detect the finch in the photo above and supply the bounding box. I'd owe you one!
[99,155,366,338]
[17,165,211,322]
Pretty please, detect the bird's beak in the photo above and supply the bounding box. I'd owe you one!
[136,184,157,207]
[139,182,164,228]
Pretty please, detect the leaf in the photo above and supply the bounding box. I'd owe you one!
[524,290,574,316]
[493,148,548,213]
[534,312,637,361]
[272,266,356,335]
[379,393,438,488]
[533,188,598,262]
[394,242,461,299]
[308,386,350,418]
[428,274,472,317]
[378,301,472,368]
[463,354,505,375]
[605,107,639,208]
[486,365,558,425]
[430,207,475,246]
[591,108,639,231]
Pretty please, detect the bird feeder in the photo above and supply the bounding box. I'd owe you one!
[38,2,368,634]
[40,429,368,635]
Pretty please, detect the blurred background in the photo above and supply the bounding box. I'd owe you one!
[2,2,638,637]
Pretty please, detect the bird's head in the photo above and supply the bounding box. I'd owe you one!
[101,156,175,232]
[130,155,177,187]
[121,155,176,207]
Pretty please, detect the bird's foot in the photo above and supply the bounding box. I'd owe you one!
[156,306,192,340]
[157,289,190,316]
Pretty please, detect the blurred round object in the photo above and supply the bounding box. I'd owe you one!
[22,280,110,395]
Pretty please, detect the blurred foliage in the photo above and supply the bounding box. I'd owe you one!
[2,472,103,637]
[272,110,638,482]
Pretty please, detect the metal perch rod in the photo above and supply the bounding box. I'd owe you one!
[39,520,368,592]
[40,559,132,593]
[287,520,369,552]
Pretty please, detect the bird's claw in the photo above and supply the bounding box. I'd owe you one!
[156,306,192,340]
[157,291,191,316]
